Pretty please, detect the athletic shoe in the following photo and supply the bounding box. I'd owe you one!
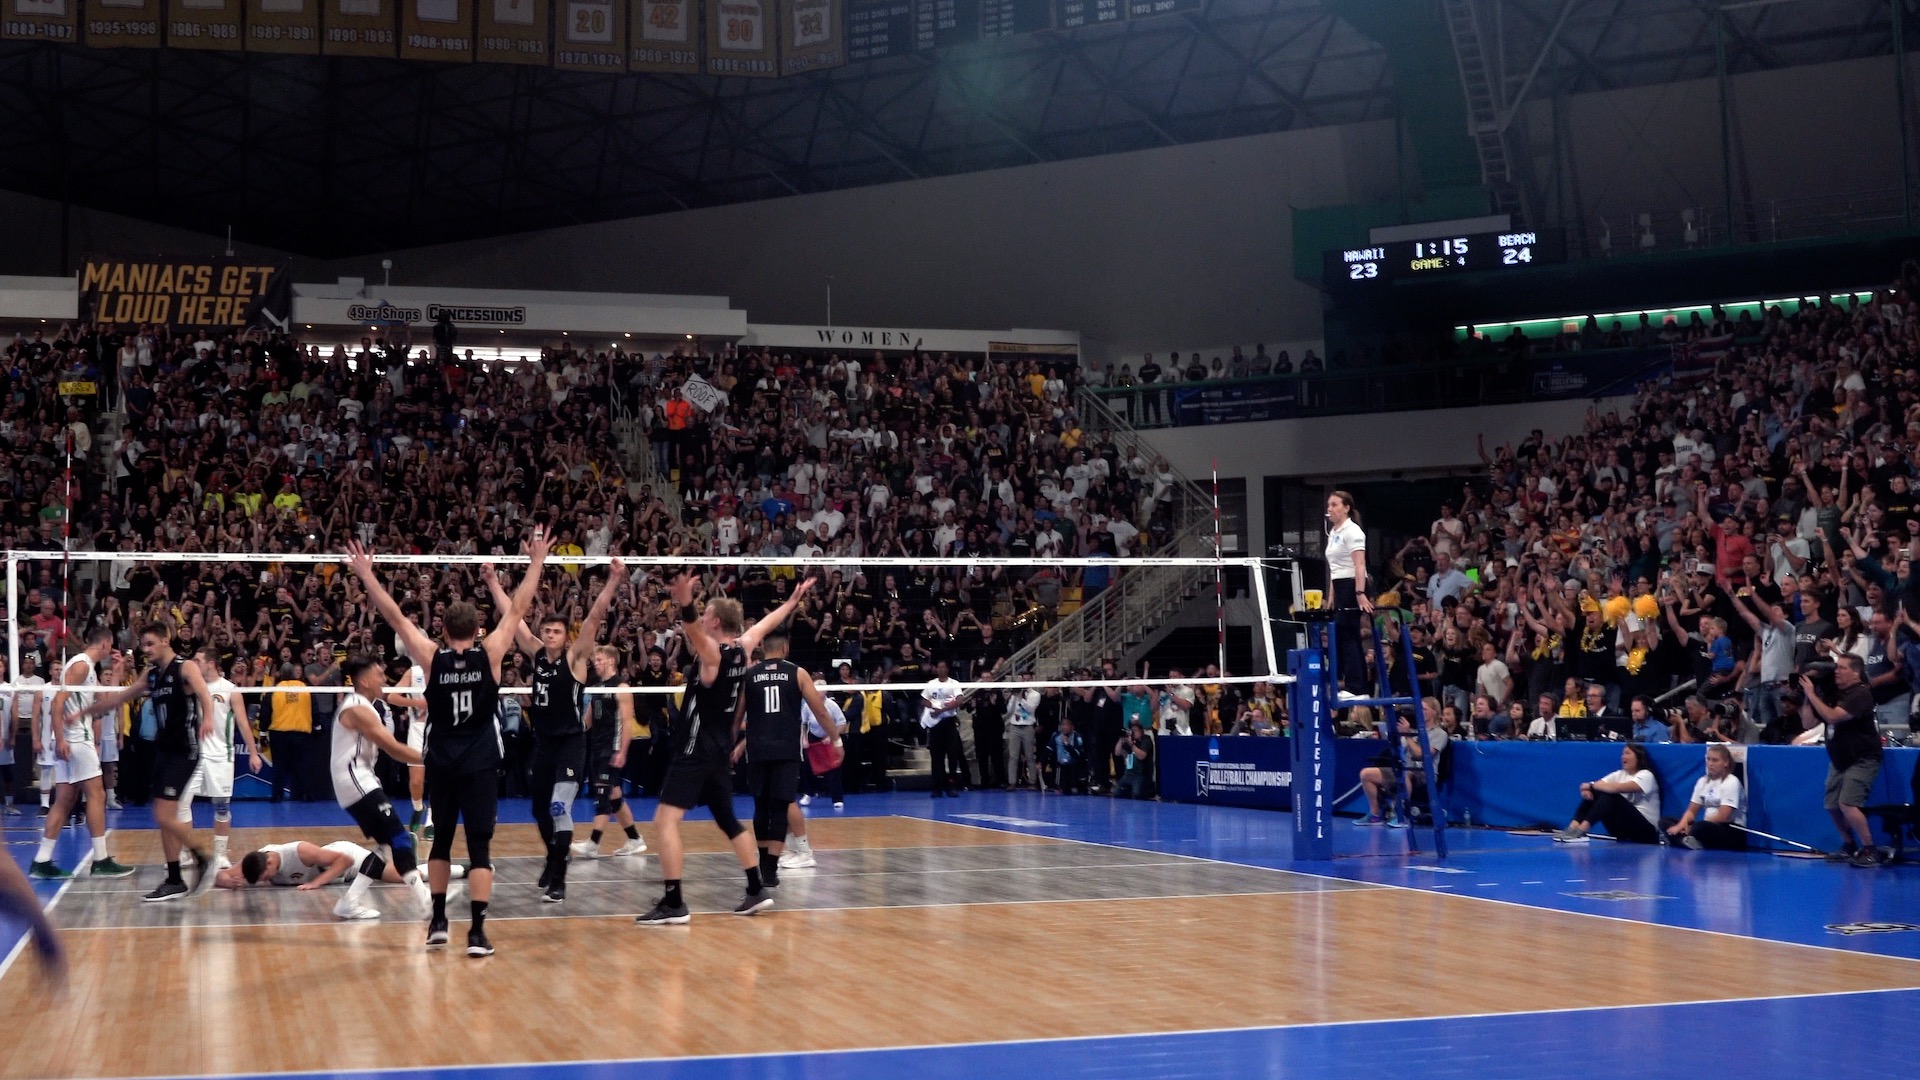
[28,861,71,880]
[2,804,20,816]
[1554,833,1590,845]
[762,868,780,889]
[636,899,691,926]
[105,795,122,810]
[778,850,817,869]
[1824,844,1859,863]
[422,824,435,842]
[143,880,189,903]
[466,929,495,957]
[570,840,601,859]
[1550,828,1578,841]
[216,856,232,871]
[187,849,218,897]
[410,878,432,912]
[333,901,382,920]
[447,863,468,880]
[798,794,811,806]
[89,857,135,878]
[733,888,774,916]
[1680,835,1704,850]
[1355,815,1385,827]
[542,884,566,904]
[426,915,450,947]
[1384,818,1408,830]
[610,837,648,857]
[1850,848,1883,868]
[833,801,844,810]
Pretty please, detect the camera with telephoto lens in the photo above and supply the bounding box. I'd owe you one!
[1782,660,1837,707]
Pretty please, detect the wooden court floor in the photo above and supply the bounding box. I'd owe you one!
[7,816,1920,1079]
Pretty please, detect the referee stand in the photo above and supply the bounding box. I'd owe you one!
[1287,605,1447,862]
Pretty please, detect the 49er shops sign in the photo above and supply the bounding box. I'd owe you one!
[81,256,292,330]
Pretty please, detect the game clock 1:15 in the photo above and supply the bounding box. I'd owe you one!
[1324,229,1566,287]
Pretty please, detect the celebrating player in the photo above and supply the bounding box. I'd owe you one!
[30,628,135,881]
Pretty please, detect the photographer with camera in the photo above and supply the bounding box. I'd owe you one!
[1797,654,1883,866]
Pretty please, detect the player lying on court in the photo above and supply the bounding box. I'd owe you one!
[217,840,467,920]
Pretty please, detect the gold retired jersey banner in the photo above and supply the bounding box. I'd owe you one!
[2,0,77,42]
[476,0,547,63]
[246,0,321,51]
[704,0,772,76]
[628,0,696,72]
[323,0,398,54]
[777,0,839,75]
[80,257,292,331]
[84,0,162,46]
[167,0,243,48]
[400,0,473,59]
[554,0,621,69]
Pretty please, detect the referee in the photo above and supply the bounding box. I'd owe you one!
[1325,490,1373,697]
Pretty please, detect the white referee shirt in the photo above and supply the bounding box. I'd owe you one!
[921,678,962,729]
[1326,520,1366,581]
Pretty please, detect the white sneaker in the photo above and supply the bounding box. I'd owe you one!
[106,795,123,810]
[410,878,433,911]
[217,856,232,871]
[798,794,812,807]
[447,863,468,881]
[570,840,600,859]
[610,837,649,857]
[333,902,382,921]
[778,850,816,869]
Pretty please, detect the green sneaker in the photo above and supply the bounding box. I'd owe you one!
[89,857,136,878]
[28,861,71,880]
[422,824,435,842]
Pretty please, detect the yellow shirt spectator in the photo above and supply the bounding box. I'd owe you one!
[273,491,302,515]
[268,678,313,733]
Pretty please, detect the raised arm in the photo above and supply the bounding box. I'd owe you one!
[480,563,542,654]
[571,559,629,675]
[345,541,437,665]
[739,576,816,656]
[672,572,721,686]
[486,527,552,671]
[338,700,420,765]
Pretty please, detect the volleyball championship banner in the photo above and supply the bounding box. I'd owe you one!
[80,256,293,331]
[2,0,77,42]
[166,0,245,48]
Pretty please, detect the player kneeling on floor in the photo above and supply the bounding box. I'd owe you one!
[220,840,466,920]
[329,656,433,916]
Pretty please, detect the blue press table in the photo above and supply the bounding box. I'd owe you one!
[1156,736,1920,852]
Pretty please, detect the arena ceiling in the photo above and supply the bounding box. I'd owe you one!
[0,0,1906,258]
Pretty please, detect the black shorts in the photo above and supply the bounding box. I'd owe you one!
[344,790,405,845]
[152,752,198,802]
[426,766,499,836]
[747,760,801,804]
[658,753,735,812]
[589,749,622,795]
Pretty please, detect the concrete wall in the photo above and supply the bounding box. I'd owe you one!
[0,190,299,279]
[1139,395,1635,555]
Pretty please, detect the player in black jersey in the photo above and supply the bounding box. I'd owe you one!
[637,573,815,925]
[80,624,220,901]
[572,644,647,860]
[483,558,625,903]
[348,530,549,958]
[730,631,831,890]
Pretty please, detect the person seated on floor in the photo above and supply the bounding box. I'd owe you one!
[1665,744,1746,850]
[1356,697,1448,827]
[1552,743,1661,844]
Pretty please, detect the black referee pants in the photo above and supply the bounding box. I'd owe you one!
[1332,578,1368,696]
[927,717,966,793]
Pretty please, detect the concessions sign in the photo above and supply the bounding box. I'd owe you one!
[80,256,293,330]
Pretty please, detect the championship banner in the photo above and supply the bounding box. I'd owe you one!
[246,0,322,51]
[85,0,163,48]
[80,257,293,331]
[681,374,726,412]
[400,0,472,59]
[628,0,696,72]
[776,0,839,75]
[167,0,244,49]
[554,0,622,70]
[322,0,398,55]
[476,0,548,63]
[704,0,773,76]
[2,0,78,42]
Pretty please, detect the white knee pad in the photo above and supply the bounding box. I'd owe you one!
[550,781,579,832]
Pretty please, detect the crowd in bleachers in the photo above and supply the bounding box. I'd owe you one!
[1364,260,1920,752]
[2,321,1210,806]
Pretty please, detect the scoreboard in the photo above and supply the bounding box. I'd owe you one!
[1325,229,1567,287]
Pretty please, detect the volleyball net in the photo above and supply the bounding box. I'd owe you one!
[3,550,1297,701]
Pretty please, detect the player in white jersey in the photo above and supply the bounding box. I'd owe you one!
[219,839,464,919]
[29,628,135,880]
[383,657,431,840]
[330,656,431,916]
[780,689,846,870]
[178,651,263,871]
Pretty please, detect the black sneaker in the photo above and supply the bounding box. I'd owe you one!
[542,883,565,904]
[466,928,495,957]
[636,899,691,926]
[28,861,71,881]
[142,880,189,903]
[733,888,774,916]
[1850,847,1883,868]
[426,915,450,947]
[763,868,780,890]
[187,848,218,897]
[1825,843,1860,863]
